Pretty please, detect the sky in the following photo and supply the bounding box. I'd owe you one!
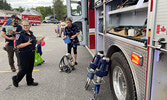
[6,0,66,8]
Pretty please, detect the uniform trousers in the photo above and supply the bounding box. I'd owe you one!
[15,51,35,84]
[6,45,15,70]
[15,49,21,70]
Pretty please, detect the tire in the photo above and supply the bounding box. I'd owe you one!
[32,23,37,26]
[109,52,137,100]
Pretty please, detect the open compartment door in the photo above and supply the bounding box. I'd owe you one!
[66,0,88,46]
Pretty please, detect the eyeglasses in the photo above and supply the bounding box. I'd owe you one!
[23,25,30,27]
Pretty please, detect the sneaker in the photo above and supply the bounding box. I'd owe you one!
[12,76,18,87]
[75,62,78,65]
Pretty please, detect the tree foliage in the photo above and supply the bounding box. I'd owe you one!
[13,6,24,12]
[34,6,53,21]
[0,0,67,21]
[0,0,12,10]
[54,0,67,20]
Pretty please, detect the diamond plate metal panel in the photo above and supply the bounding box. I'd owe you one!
[104,35,147,100]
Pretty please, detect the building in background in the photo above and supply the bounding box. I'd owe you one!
[0,9,20,18]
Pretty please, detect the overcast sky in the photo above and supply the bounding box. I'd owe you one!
[6,0,66,8]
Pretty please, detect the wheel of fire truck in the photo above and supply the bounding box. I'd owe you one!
[110,52,137,100]
[32,23,37,26]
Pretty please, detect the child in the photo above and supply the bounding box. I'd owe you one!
[56,25,60,37]
[37,42,42,56]
[36,42,45,65]
[3,19,15,51]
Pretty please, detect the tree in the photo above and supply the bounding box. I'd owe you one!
[54,0,67,20]
[0,0,3,9]
[13,6,24,12]
[35,6,53,21]
[1,0,11,10]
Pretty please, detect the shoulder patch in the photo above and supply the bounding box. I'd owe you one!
[16,34,20,40]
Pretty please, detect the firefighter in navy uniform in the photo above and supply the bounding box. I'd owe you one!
[12,19,45,87]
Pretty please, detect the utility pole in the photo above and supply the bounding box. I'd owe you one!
[53,0,55,19]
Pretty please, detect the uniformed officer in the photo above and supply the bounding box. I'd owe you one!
[12,19,45,87]
[13,17,22,70]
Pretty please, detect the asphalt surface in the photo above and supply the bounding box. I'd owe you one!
[0,24,112,100]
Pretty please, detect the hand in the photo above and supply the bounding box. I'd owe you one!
[9,37,15,40]
[27,38,32,45]
[63,35,67,39]
[40,37,45,42]
[71,35,75,39]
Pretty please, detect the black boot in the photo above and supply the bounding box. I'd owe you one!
[12,76,18,87]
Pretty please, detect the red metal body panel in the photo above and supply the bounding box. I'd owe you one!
[89,34,95,49]
[22,14,41,24]
[88,0,95,28]
[88,0,95,49]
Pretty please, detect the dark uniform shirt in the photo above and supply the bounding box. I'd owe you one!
[14,24,22,33]
[64,24,80,47]
[15,30,37,52]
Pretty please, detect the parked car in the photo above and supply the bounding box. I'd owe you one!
[43,18,60,24]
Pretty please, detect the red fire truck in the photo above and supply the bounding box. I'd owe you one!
[67,0,167,100]
[21,9,41,26]
[0,16,11,25]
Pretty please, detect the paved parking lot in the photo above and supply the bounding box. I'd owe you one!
[0,24,112,100]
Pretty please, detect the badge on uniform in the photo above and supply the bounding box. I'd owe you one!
[16,34,20,40]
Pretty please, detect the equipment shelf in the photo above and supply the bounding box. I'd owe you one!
[108,2,148,15]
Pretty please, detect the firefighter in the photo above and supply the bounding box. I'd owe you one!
[12,19,45,87]
[13,16,22,70]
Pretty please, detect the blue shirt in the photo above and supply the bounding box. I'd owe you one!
[64,24,80,47]
[15,30,37,52]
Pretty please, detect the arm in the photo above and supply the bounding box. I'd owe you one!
[71,32,80,39]
[16,38,32,48]
[74,32,80,36]
[36,37,45,44]
[71,25,80,39]
[1,30,14,40]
